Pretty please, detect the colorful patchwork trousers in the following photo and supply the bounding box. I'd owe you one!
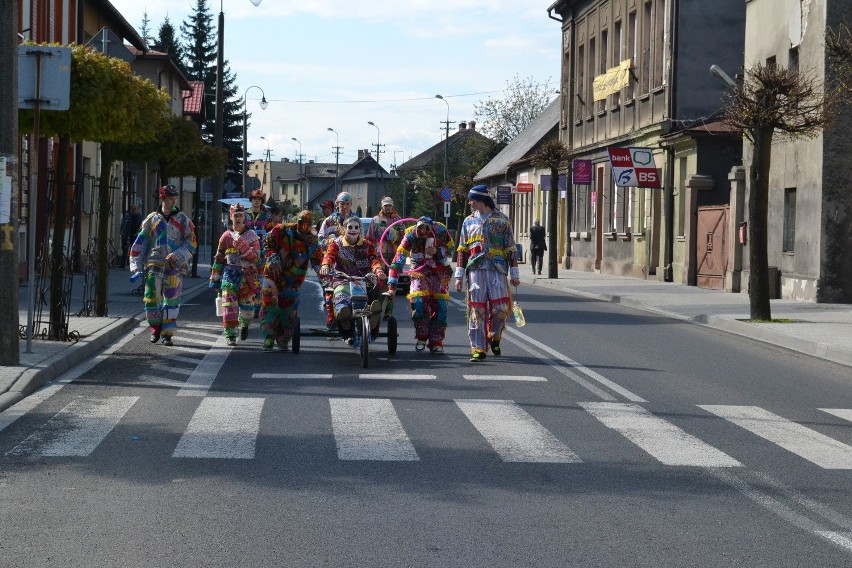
[465,268,511,354]
[143,267,184,337]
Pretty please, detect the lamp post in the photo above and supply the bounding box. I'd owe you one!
[327,127,339,195]
[260,135,271,200]
[435,94,450,184]
[291,137,302,205]
[241,85,267,195]
[212,0,263,261]
[367,121,383,200]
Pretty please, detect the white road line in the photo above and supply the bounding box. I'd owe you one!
[183,323,226,331]
[170,355,205,365]
[6,396,139,457]
[180,328,223,338]
[816,532,852,553]
[463,375,547,382]
[504,327,647,402]
[329,398,419,461]
[252,373,334,380]
[151,363,194,376]
[138,374,188,389]
[0,325,144,433]
[821,408,852,422]
[173,397,265,459]
[455,399,580,463]
[163,344,210,355]
[358,374,436,381]
[169,335,217,346]
[699,405,852,469]
[581,402,742,467]
[177,336,232,397]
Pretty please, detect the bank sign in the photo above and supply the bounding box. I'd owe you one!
[607,147,661,188]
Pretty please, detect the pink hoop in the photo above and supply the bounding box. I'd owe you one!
[378,217,417,268]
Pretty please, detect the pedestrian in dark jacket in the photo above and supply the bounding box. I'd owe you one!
[119,205,143,269]
[529,219,546,275]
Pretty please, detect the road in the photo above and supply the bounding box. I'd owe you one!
[1,278,851,567]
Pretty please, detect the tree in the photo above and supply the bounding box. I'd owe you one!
[531,139,574,279]
[139,11,155,46]
[156,16,188,79]
[19,43,171,326]
[721,62,835,320]
[180,0,217,143]
[826,23,852,96]
[474,75,556,144]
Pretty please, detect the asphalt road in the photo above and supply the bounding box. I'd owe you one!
[1,278,851,567]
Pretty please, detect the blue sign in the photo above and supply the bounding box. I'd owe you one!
[440,187,453,202]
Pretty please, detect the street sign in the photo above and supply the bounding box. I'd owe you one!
[18,46,71,110]
[515,182,534,193]
[496,186,512,205]
[443,201,451,218]
[440,187,453,202]
[607,147,661,188]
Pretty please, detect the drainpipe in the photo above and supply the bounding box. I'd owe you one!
[662,0,678,282]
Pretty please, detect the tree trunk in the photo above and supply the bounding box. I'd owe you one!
[191,176,200,277]
[48,138,71,339]
[547,167,559,278]
[748,127,773,321]
[94,142,114,316]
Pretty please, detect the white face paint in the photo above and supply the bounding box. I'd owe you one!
[345,221,361,241]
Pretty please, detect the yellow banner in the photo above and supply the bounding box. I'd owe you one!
[593,59,632,101]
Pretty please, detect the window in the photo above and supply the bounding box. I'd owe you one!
[599,30,608,112]
[788,47,799,75]
[676,157,687,236]
[612,21,623,105]
[627,12,637,99]
[653,0,666,87]
[576,44,585,121]
[641,1,652,93]
[588,37,596,117]
[783,188,796,253]
[766,55,777,69]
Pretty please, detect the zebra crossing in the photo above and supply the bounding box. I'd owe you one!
[3,394,851,470]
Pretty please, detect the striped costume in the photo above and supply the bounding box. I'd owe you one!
[210,228,261,338]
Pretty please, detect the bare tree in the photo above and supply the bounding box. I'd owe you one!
[826,23,852,96]
[531,139,574,279]
[721,62,835,320]
[474,75,556,144]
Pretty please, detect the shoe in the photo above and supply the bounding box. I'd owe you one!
[470,351,486,362]
[369,300,382,331]
[490,340,501,356]
[227,336,237,347]
[239,326,248,341]
[430,346,444,354]
[150,330,160,344]
[277,339,289,351]
[338,306,352,331]
[162,336,173,347]
[263,338,274,352]
[415,340,427,352]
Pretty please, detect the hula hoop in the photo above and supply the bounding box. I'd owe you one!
[378,217,438,272]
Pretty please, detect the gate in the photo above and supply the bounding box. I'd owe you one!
[696,205,729,290]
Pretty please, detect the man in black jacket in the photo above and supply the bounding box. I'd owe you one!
[529,219,546,275]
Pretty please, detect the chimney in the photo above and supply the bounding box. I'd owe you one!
[468,120,476,131]
[458,121,467,131]
[358,149,365,160]
[308,159,315,164]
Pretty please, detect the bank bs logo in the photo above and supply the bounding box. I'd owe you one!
[607,147,661,188]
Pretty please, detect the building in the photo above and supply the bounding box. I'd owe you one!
[547,0,745,282]
[308,150,397,217]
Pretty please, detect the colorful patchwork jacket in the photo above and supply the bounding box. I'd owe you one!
[263,223,323,290]
[456,209,515,275]
[130,207,197,274]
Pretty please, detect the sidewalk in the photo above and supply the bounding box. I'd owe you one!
[1,260,850,414]
[0,253,212,412]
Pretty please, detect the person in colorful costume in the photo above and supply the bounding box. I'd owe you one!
[130,184,198,346]
[366,196,403,320]
[209,203,261,346]
[454,185,520,362]
[317,192,354,329]
[259,210,323,351]
[387,216,455,353]
[244,189,274,318]
[318,216,386,338]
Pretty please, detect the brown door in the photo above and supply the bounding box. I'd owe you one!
[594,166,604,270]
[696,205,729,289]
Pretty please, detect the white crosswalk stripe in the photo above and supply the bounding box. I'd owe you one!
[252,373,334,380]
[6,396,139,457]
[463,375,547,382]
[700,405,852,469]
[581,402,742,467]
[329,398,419,461]
[358,374,436,381]
[455,399,580,463]
[177,336,232,397]
[173,397,265,459]
[820,408,852,423]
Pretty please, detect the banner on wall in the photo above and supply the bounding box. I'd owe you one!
[607,147,662,188]
[572,159,592,184]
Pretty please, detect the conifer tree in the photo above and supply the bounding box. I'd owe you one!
[156,16,188,79]
[140,11,154,46]
[180,0,217,143]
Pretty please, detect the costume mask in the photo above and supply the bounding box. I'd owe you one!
[345,220,361,241]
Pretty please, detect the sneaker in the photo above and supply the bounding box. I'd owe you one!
[227,336,237,347]
[430,346,445,354]
[470,351,486,362]
[162,336,173,347]
[150,330,160,344]
[239,326,249,341]
[263,338,275,352]
[490,340,501,356]
[277,339,289,351]
[338,306,352,331]
[415,340,427,352]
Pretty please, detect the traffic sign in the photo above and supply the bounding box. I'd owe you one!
[515,182,534,193]
[443,201,451,218]
[440,187,453,202]
[607,147,661,188]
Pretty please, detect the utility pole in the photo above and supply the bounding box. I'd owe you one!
[0,0,19,364]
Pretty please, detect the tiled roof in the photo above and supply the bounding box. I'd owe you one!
[182,81,205,117]
[396,125,497,173]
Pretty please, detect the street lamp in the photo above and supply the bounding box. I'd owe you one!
[327,127,339,195]
[241,85,267,195]
[212,0,263,261]
[260,135,271,200]
[367,121,383,199]
[435,94,450,184]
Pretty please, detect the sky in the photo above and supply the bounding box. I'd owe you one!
[108,0,561,171]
